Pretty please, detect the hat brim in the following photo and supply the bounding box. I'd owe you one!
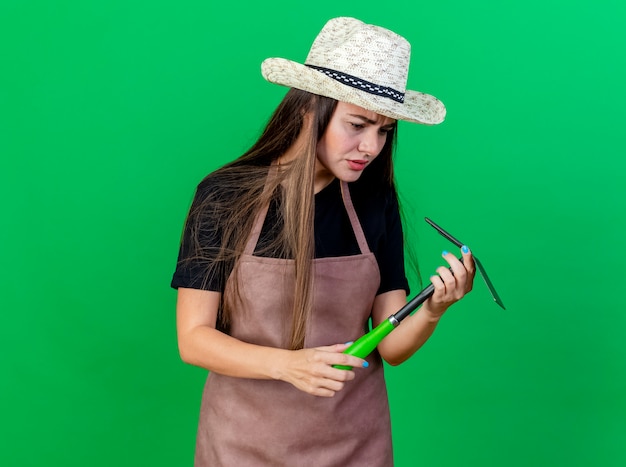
[262,58,446,125]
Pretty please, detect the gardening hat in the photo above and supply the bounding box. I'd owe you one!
[261,17,446,125]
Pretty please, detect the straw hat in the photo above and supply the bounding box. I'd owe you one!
[261,17,446,125]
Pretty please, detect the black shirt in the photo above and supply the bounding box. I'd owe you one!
[171,177,409,295]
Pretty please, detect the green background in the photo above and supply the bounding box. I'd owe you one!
[2,0,624,465]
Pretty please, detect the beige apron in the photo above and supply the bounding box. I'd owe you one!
[195,179,393,466]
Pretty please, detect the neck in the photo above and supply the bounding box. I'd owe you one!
[314,158,335,193]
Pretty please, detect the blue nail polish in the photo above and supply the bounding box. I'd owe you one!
[442,250,448,256]
[345,341,354,346]
[462,245,469,254]
[362,361,369,368]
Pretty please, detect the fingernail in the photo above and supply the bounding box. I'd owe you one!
[362,361,369,368]
[344,341,354,346]
[442,250,449,256]
[462,245,469,254]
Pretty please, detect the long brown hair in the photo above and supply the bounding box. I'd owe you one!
[183,88,398,349]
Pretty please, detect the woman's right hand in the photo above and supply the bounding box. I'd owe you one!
[275,343,369,397]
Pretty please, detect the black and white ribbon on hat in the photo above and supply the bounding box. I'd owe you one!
[306,64,405,103]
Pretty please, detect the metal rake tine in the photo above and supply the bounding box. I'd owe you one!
[474,257,506,310]
[425,217,464,249]
[425,217,506,310]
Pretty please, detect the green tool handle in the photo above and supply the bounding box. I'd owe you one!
[333,276,440,370]
[333,253,491,370]
[333,318,396,370]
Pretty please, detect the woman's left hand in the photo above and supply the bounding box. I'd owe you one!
[423,246,475,319]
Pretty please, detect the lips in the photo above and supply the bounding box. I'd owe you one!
[347,160,368,171]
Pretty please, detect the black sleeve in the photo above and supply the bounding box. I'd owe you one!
[373,188,410,296]
[350,183,410,296]
[170,179,229,292]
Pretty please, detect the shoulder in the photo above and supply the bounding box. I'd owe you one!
[195,168,243,197]
[193,164,269,206]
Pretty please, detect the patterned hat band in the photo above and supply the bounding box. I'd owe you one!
[262,18,446,124]
[305,64,405,103]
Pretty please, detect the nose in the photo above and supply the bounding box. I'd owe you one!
[358,129,384,157]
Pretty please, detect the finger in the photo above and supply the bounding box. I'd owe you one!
[312,350,366,371]
[313,375,354,397]
[461,245,476,277]
[429,273,445,294]
[319,343,370,369]
[312,388,335,398]
[317,376,347,392]
[293,361,354,394]
[307,380,342,398]
[459,246,475,294]
[317,342,354,353]
[442,250,467,284]
[310,366,355,391]
[437,264,456,287]
[443,250,474,299]
[331,351,370,370]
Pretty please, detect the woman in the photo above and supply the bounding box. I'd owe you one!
[172,17,475,466]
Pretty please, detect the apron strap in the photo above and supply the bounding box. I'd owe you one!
[340,181,371,255]
[245,172,371,256]
[243,165,278,255]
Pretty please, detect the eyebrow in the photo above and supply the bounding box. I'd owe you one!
[348,113,396,128]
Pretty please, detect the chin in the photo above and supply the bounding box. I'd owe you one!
[348,170,367,182]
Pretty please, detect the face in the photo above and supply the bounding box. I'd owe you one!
[315,102,396,191]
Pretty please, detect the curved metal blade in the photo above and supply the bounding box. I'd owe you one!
[425,217,506,310]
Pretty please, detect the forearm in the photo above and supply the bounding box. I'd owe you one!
[178,325,288,380]
[377,306,442,366]
[176,288,365,397]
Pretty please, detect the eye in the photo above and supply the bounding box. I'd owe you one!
[350,123,365,130]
